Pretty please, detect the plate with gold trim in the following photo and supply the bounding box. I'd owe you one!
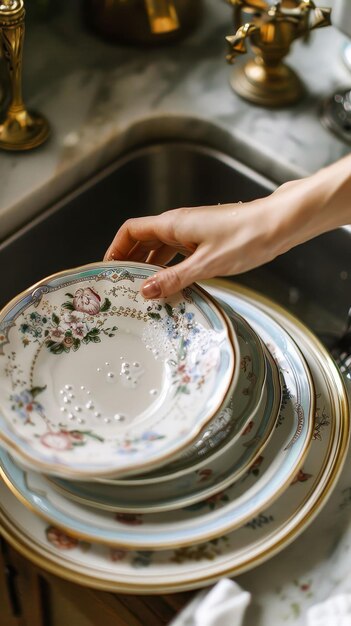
[0,262,237,479]
[0,282,348,593]
[0,285,314,549]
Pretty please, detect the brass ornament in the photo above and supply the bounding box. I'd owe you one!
[83,0,201,45]
[0,0,50,151]
[225,0,332,107]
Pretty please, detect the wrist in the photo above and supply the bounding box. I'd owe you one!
[270,156,351,257]
[311,154,351,231]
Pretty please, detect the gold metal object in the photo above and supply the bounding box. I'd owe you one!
[84,0,202,45]
[0,0,49,151]
[144,0,179,34]
[225,0,331,107]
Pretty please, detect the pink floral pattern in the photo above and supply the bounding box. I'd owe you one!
[40,428,104,451]
[41,431,74,451]
[291,468,312,485]
[46,526,78,550]
[110,548,128,562]
[73,288,101,315]
[19,288,116,355]
[196,468,213,483]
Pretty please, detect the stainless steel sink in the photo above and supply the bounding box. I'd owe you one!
[1,142,350,350]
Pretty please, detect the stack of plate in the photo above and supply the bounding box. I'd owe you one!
[0,262,349,594]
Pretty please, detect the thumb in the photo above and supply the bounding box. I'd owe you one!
[141,257,199,299]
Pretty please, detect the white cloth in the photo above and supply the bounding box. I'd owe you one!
[307,594,351,626]
[169,579,251,626]
[307,595,351,626]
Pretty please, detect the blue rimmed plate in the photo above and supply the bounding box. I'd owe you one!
[0,262,237,479]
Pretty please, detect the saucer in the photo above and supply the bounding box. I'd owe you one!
[0,262,236,479]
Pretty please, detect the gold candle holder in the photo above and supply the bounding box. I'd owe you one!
[0,0,50,151]
[225,0,331,108]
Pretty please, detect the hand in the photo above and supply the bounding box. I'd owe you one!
[104,155,351,298]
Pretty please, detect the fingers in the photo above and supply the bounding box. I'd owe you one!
[126,241,155,263]
[141,254,201,299]
[104,215,173,262]
[104,210,207,298]
[104,222,138,261]
[146,245,179,267]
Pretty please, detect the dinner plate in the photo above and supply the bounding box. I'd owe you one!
[0,262,236,479]
[102,305,267,485]
[0,282,347,594]
[0,288,314,549]
[48,347,280,513]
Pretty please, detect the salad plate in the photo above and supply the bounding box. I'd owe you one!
[0,291,313,549]
[48,331,279,513]
[0,262,236,479]
[0,282,347,594]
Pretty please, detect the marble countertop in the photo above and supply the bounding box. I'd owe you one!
[0,0,350,240]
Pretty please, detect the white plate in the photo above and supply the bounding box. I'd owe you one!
[0,285,314,549]
[0,262,236,479]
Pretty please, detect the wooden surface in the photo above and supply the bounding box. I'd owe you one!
[0,539,196,626]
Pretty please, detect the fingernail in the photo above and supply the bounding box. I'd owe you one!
[105,248,115,261]
[142,279,161,299]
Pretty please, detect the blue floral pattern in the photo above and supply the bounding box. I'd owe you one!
[10,387,46,424]
[145,301,219,395]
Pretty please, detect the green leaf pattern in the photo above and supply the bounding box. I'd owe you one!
[20,288,116,355]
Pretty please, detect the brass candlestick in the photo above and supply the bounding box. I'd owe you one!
[84,0,201,45]
[0,0,49,151]
[225,0,331,107]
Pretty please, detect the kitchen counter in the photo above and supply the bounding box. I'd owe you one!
[0,0,350,241]
[1,5,351,626]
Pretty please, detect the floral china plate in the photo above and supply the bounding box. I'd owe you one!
[0,262,237,479]
[48,316,279,513]
[98,305,268,487]
[0,282,347,595]
[0,289,313,549]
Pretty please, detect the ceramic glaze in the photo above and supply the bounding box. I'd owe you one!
[0,262,237,478]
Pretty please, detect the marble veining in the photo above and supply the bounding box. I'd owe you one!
[0,0,350,240]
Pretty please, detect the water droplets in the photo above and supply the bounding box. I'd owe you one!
[58,383,97,426]
[114,413,126,422]
[119,360,144,388]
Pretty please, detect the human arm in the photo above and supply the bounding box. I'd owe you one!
[104,153,351,299]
